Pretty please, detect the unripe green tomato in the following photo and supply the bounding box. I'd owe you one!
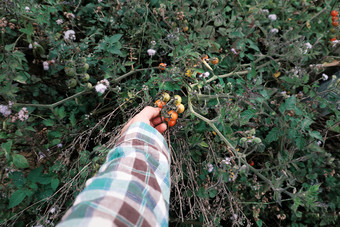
[80,73,90,81]
[79,63,89,72]
[253,137,262,144]
[174,95,182,105]
[65,67,76,76]
[78,57,87,63]
[162,92,170,102]
[66,79,77,88]
[86,83,93,89]
[330,28,337,34]
[66,60,75,67]
[240,137,247,144]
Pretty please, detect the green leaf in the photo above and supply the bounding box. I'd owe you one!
[28,167,43,182]
[69,113,76,127]
[256,219,263,227]
[12,154,29,169]
[200,141,209,148]
[43,119,55,127]
[109,34,123,43]
[241,109,256,120]
[1,140,12,154]
[309,131,323,141]
[8,190,27,208]
[265,127,280,143]
[51,178,60,191]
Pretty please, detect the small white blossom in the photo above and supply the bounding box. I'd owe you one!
[28,43,33,49]
[64,30,76,41]
[268,14,277,21]
[0,105,11,117]
[56,19,63,25]
[101,79,109,87]
[147,49,156,56]
[95,84,108,94]
[270,28,279,33]
[50,207,56,214]
[207,163,213,173]
[18,107,29,121]
[203,72,210,78]
[317,141,322,146]
[322,73,328,81]
[39,152,46,160]
[98,0,103,3]
[222,157,231,165]
[305,42,312,49]
[262,9,269,13]
[25,6,30,12]
[43,61,49,71]
[231,48,237,54]
[57,143,63,148]
[151,40,156,46]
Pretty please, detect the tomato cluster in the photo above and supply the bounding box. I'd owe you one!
[329,10,339,43]
[154,93,185,127]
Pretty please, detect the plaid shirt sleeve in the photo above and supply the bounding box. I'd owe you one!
[57,122,170,227]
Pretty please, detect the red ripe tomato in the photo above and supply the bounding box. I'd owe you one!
[332,21,339,27]
[332,16,338,22]
[159,63,166,70]
[168,119,176,127]
[331,10,339,17]
[330,37,337,42]
[155,99,165,108]
[248,160,254,166]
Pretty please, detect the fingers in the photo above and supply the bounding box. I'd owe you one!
[140,106,161,121]
[151,116,163,126]
[155,123,167,134]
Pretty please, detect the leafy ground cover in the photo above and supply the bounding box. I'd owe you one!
[0,0,339,226]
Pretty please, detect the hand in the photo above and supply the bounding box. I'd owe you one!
[121,106,167,135]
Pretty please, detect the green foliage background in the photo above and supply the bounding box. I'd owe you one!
[0,0,339,226]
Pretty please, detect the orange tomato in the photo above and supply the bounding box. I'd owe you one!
[330,37,337,42]
[332,21,339,27]
[155,99,165,108]
[210,57,219,65]
[201,54,209,61]
[168,110,178,120]
[168,119,176,127]
[159,63,166,70]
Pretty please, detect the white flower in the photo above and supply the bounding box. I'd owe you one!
[147,49,156,56]
[322,73,328,81]
[231,48,237,54]
[270,28,279,33]
[95,84,108,94]
[262,9,269,13]
[50,207,56,214]
[317,141,322,146]
[0,104,11,117]
[28,43,33,49]
[98,0,103,3]
[268,14,277,21]
[207,163,213,173]
[25,6,30,12]
[281,91,287,95]
[39,152,46,160]
[203,72,210,78]
[43,61,49,71]
[64,30,76,41]
[222,157,231,165]
[57,143,63,148]
[101,79,109,87]
[56,19,63,25]
[305,42,312,49]
[151,40,156,46]
[18,107,29,121]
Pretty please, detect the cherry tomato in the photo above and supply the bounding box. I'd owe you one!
[332,21,339,27]
[210,57,219,65]
[155,99,165,108]
[162,93,170,102]
[183,26,189,32]
[176,104,185,114]
[201,54,209,61]
[168,119,176,127]
[331,10,339,17]
[332,16,338,22]
[174,95,182,105]
[248,160,254,166]
[168,110,178,120]
[159,63,166,70]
